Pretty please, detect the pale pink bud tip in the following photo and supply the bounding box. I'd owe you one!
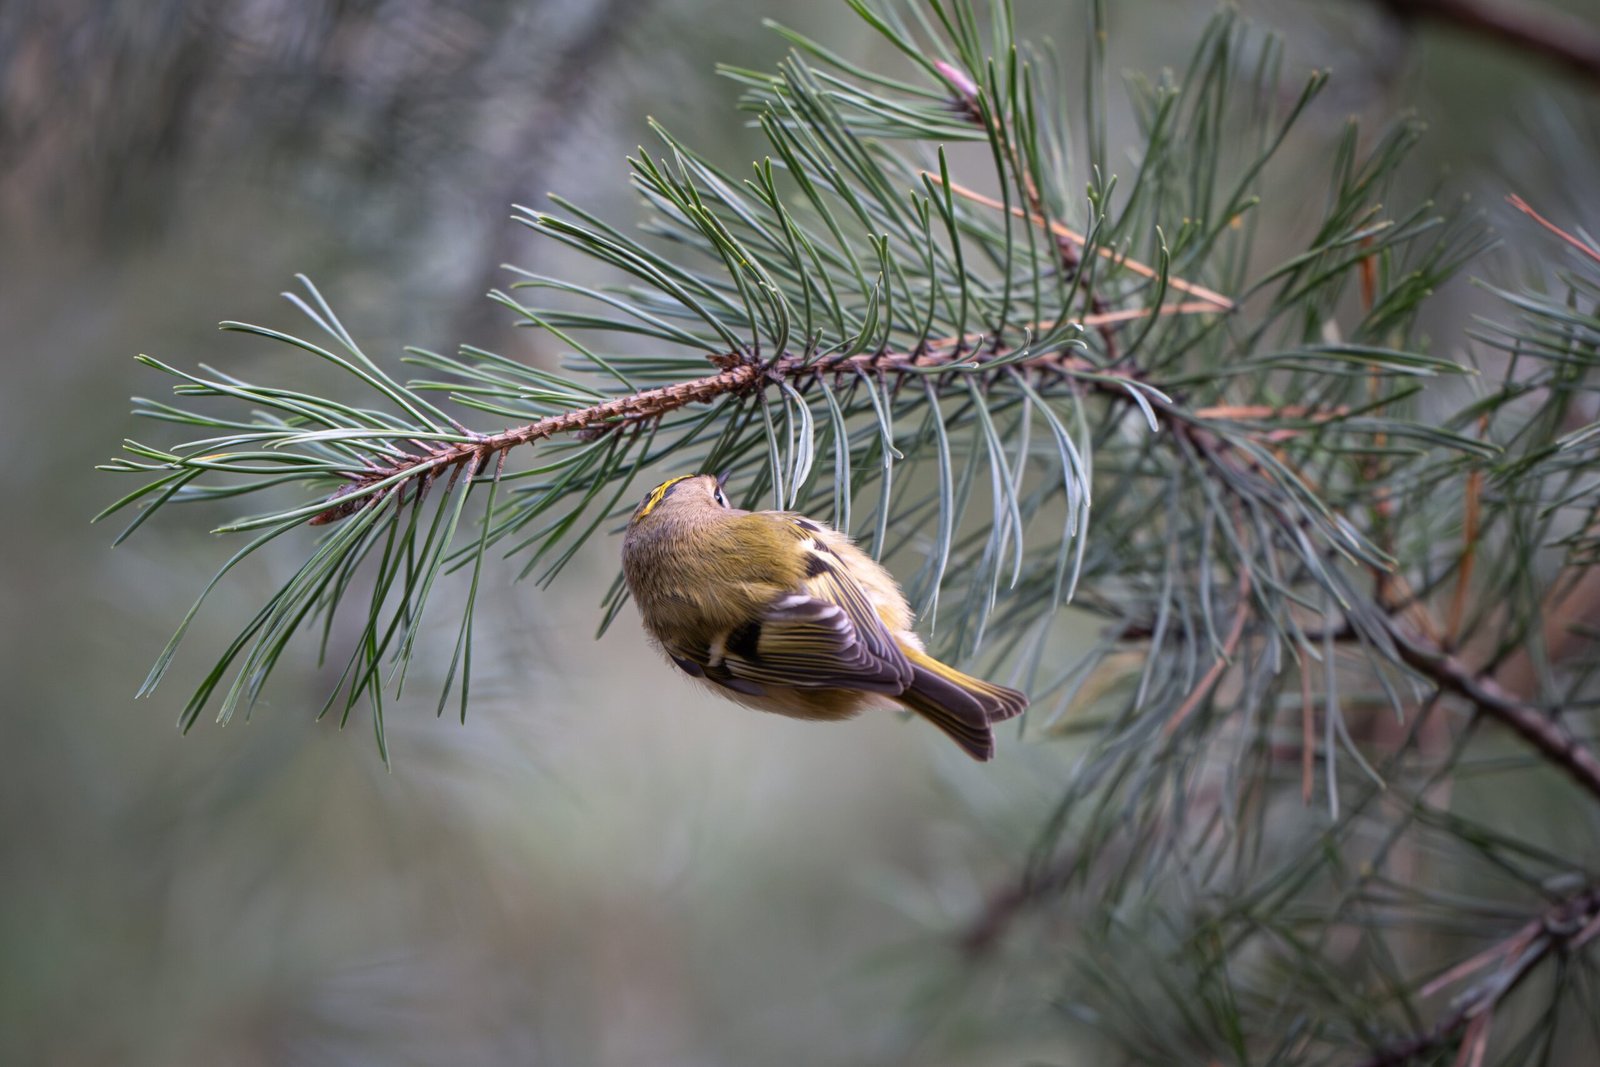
[933,59,979,100]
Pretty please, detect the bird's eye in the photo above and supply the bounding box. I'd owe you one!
[713,486,728,507]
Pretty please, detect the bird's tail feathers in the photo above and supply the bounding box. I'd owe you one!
[899,649,1029,761]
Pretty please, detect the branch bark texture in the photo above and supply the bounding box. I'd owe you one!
[1388,622,1600,802]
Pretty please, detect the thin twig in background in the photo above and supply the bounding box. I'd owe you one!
[1353,885,1600,1067]
[1373,0,1600,89]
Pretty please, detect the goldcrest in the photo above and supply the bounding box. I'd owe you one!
[621,473,1028,760]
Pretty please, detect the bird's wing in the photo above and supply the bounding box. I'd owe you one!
[690,516,913,696]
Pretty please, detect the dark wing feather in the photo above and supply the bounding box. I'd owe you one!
[720,521,914,693]
[717,588,911,694]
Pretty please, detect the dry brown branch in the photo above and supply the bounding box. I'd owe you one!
[1387,621,1600,801]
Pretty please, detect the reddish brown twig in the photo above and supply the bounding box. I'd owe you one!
[927,176,1237,311]
[929,302,1225,350]
[1163,561,1254,737]
[310,357,766,524]
[1191,403,1349,421]
[932,61,1130,359]
[1507,193,1600,265]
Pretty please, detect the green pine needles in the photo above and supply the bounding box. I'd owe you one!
[98,2,1600,1062]
[98,4,1472,750]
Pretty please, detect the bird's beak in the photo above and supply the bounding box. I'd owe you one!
[715,469,732,489]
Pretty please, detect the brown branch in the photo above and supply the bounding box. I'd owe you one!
[311,287,1244,526]
[308,335,1144,525]
[1386,620,1600,801]
[1373,0,1600,90]
[310,357,763,524]
[1353,884,1600,1067]
[1104,609,1600,800]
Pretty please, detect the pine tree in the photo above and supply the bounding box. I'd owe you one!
[98,2,1600,1061]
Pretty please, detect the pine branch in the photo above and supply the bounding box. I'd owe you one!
[104,1,1493,751]
[1387,621,1600,801]
[931,58,1126,358]
[1353,884,1600,1067]
[960,601,1600,956]
[97,2,1600,1060]
[305,309,1219,527]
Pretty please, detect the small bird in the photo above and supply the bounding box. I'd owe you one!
[621,473,1028,760]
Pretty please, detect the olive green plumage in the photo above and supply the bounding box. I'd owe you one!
[621,473,1028,760]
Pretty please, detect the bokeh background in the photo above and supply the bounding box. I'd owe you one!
[4,1,1597,1063]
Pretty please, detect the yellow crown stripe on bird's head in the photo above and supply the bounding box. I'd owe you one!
[636,474,698,520]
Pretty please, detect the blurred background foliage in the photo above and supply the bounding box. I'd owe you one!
[4,0,1600,1064]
